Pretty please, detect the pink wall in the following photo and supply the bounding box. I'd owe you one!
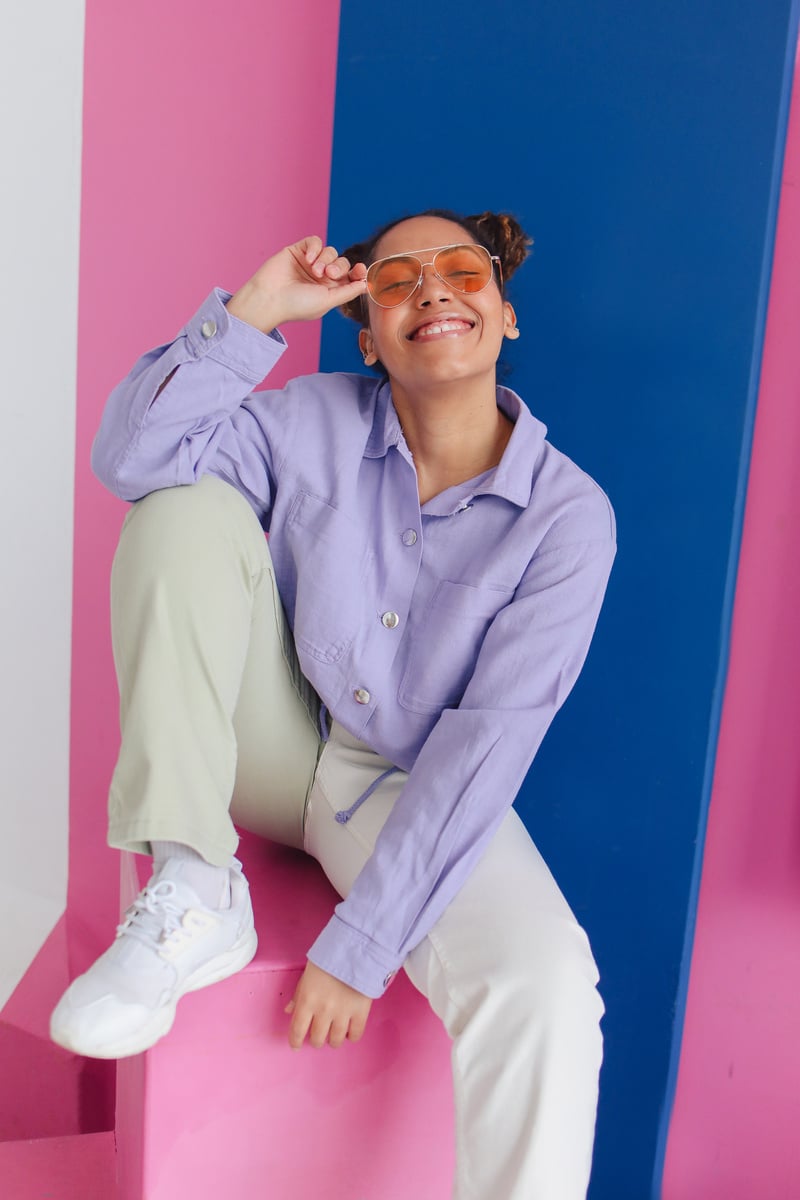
[2,0,345,1148]
[662,41,800,1200]
[71,0,341,945]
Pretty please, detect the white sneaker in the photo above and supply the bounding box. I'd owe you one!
[50,859,257,1059]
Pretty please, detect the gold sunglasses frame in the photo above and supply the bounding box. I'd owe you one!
[365,243,502,308]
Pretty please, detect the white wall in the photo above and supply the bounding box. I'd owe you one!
[0,1,85,1008]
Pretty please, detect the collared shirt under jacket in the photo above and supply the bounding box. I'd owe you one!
[92,289,617,998]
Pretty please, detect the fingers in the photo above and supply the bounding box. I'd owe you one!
[286,994,346,1050]
[308,1012,347,1049]
[327,276,368,309]
[285,991,312,1050]
[325,257,367,285]
[286,1000,334,1050]
[346,1010,368,1043]
[321,253,349,281]
[299,237,364,284]
[305,1012,358,1049]
[285,994,362,1049]
[297,272,366,317]
[300,236,338,278]
[326,1018,350,1049]
[300,234,323,263]
[285,962,373,1049]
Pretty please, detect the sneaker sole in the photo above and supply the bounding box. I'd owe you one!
[51,926,258,1060]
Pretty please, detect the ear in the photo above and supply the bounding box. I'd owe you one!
[359,328,378,366]
[503,302,520,341]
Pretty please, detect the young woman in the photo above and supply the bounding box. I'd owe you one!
[51,209,616,1199]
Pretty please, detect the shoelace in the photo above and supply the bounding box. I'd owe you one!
[116,881,187,951]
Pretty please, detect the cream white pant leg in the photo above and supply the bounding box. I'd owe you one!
[304,725,604,1200]
[108,477,603,1199]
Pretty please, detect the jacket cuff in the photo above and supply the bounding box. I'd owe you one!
[183,288,287,383]
[307,915,401,999]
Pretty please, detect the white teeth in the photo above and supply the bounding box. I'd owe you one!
[414,320,471,338]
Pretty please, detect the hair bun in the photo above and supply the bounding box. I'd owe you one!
[466,212,533,280]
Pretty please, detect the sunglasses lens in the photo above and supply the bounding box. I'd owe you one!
[434,245,493,293]
[367,256,421,306]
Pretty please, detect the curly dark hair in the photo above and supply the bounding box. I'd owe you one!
[339,208,533,327]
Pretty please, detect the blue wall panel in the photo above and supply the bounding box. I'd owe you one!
[321,3,798,1195]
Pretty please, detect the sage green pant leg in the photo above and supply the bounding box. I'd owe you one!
[107,476,320,865]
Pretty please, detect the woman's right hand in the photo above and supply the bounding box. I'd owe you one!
[225,236,367,333]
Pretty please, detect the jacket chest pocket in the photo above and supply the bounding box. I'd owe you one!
[398,580,513,714]
[286,492,371,665]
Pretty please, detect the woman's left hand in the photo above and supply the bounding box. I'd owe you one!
[285,961,373,1049]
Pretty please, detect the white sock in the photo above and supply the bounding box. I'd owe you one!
[150,841,231,909]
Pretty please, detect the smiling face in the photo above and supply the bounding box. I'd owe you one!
[358,216,518,399]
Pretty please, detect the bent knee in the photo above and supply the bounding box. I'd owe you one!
[124,475,254,534]
[479,917,604,1031]
[115,476,267,578]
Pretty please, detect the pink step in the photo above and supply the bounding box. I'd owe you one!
[116,832,455,1200]
[0,1131,116,1200]
[1,914,115,1141]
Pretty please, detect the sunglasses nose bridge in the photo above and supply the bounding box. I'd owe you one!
[414,257,453,300]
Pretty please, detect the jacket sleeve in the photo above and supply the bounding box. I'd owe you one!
[307,495,616,997]
[91,289,291,520]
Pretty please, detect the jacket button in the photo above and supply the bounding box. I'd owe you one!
[353,688,371,705]
[401,529,417,546]
[381,611,400,629]
[200,319,217,339]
